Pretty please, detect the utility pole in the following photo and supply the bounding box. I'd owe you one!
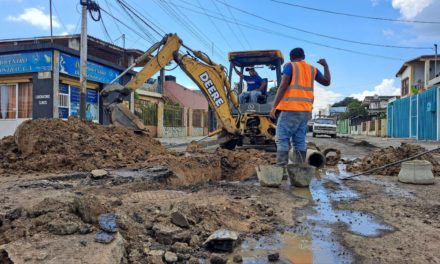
[435,44,438,79]
[79,0,88,120]
[49,0,53,42]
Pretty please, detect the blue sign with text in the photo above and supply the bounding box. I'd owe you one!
[59,52,120,84]
[0,50,52,74]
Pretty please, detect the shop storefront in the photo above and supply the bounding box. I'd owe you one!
[0,44,128,138]
[0,50,52,137]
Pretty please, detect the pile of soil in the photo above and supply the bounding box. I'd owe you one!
[217,148,276,181]
[0,118,166,173]
[346,143,440,176]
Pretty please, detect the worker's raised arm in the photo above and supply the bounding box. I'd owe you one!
[233,66,244,78]
[316,59,331,86]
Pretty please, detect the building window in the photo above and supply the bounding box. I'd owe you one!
[58,83,99,123]
[0,83,32,119]
[402,78,409,96]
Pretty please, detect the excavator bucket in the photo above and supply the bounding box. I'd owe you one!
[107,102,147,132]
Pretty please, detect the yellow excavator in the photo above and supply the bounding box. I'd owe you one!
[101,33,284,149]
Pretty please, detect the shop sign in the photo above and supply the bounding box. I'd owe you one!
[59,52,120,84]
[0,50,52,74]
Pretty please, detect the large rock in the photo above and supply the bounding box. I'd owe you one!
[170,211,190,228]
[164,251,178,263]
[91,169,108,179]
[398,160,435,185]
[153,223,182,245]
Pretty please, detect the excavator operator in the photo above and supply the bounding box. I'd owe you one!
[233,66,267,104]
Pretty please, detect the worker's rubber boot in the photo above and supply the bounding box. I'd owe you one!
[276,151,289,166]
[295,150,307,165]
[276,151,289,180]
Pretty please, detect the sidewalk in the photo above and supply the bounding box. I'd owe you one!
[340,134,438,150]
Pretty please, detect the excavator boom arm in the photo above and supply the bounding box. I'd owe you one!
[101,33,240,135]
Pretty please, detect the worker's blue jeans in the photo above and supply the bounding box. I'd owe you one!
[275,111,309,152]
[239,91,261,104]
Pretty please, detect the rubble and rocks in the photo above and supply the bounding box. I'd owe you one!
[91,169,109,179]
[203,229,239,252]
[95,230,116,244]
[210,254,227,264]
[164,251,178,263]
[267,252,280,261]
[170,211,190,228]
[347,144,440,176]
[98,213,118,233]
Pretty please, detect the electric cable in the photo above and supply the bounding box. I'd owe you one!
[222,0,252,49]
[272,0,440,25]
[210,0,246,50]
[196,0,234,50]
[214,0,431,50]
[167,3,405,61]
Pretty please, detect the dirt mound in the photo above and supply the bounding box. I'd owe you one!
[217,148,276,181]
[346,143,440,176]
[0,118,165,173]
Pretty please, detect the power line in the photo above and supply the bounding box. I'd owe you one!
[222,0,252,50]
[154,0,227,62]
[169,3,405,61]
[116,0,165,38]
[99,15,114,44]
[214,0,431,50]
[196,0,234,50]
[101,1,154,47]
[104,0,124,36]
[99,6,158,45]
[210,0,246,50]
[272,0,440,25]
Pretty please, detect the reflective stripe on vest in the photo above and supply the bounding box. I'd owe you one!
[276,61,316,112]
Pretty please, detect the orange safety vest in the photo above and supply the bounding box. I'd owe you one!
[276,61,316,112]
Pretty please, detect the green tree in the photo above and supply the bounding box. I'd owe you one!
[332,97,362,107]
[341,100,367,119]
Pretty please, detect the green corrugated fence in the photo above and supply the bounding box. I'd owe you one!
[337,119,349,134]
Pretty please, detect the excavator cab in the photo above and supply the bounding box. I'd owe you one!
[228,50,284,114]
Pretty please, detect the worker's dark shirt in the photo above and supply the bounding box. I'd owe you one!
[243,75,263,91]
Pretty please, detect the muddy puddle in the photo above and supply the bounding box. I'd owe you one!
[230,165,395,264]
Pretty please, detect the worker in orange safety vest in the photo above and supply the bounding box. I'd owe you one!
[270,48,331,166]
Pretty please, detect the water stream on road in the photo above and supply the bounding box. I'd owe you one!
[229,165,395,264]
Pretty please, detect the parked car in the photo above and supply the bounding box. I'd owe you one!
[307,119,314,132]
[312,118,337,138]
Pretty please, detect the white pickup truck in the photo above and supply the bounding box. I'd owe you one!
[312,118,337,138]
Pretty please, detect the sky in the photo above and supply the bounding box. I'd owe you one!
[1,0,439,112]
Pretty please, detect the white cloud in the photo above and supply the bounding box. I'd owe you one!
[382,29,395,37]
[7,7,61,30]
[392,0,433,19]
[350,78,400,100]
[313,85,342,115]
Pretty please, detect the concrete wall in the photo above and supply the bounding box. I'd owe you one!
[380,119,387,137]
[162,127,187,138]
[192,127,204,137]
